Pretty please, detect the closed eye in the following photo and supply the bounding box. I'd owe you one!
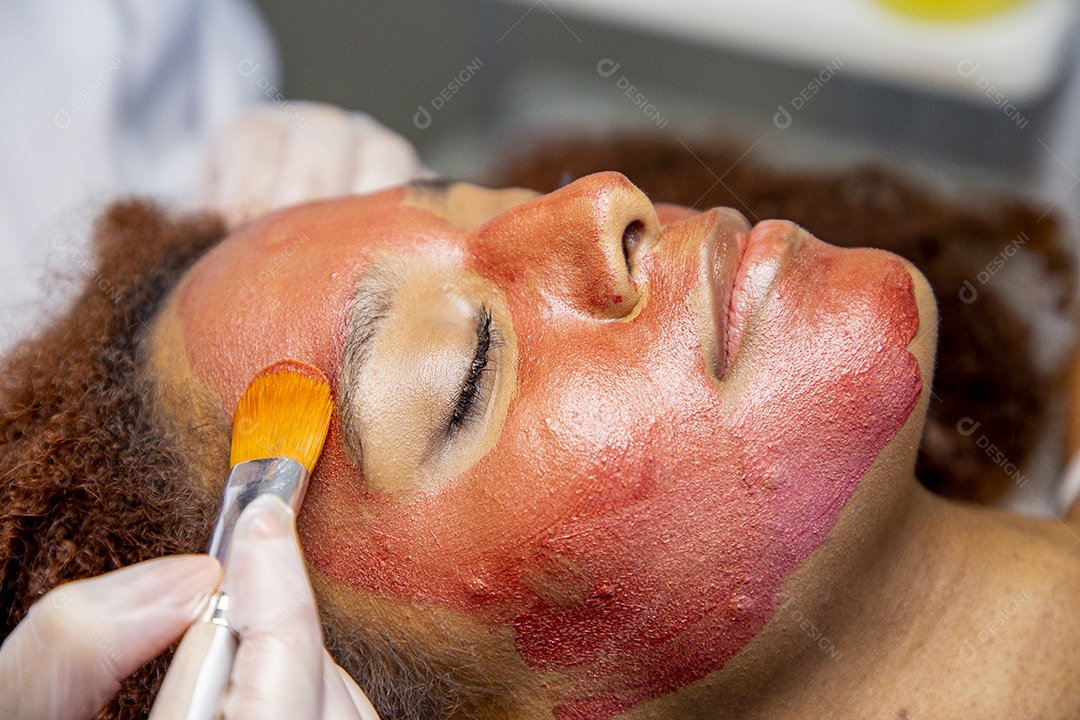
[340,253,517,497]
[446,305,497,436]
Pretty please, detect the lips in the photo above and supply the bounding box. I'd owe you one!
[707,217,805,376]
[686,208,749,379]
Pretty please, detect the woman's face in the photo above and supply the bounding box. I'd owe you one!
[162,172,927,717]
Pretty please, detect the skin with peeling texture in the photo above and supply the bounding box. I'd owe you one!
[151,172,1080,720]
[169,173,920,717]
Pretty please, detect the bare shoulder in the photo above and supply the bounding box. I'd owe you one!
[809,502,1080,719]
[919,505,1080,718]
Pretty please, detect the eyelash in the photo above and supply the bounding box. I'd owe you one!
[448,306,496,434]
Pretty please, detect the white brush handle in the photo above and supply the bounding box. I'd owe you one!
[148,593,237,720]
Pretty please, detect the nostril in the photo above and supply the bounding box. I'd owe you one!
[621,220,646,275]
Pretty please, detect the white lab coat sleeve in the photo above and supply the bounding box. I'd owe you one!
[0,0,279,350]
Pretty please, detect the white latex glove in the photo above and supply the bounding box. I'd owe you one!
[0,555,220,720]
[220,494,381,720]
[0,494,380,720]
[195,102,431,230]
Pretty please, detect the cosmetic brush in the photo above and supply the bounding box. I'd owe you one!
[148,360,333,720]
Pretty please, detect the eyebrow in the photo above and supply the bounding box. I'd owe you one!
[338,260,404,463]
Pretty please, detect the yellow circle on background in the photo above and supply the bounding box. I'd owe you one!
[878,0,1029,21]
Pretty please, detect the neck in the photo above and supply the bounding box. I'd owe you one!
[625,484,1080,719]
[618,476,951,718]
[776,487,1080,718]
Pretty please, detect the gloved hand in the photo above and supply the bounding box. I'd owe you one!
[0,494,379,720]
[219,494,380,720]
[194,102,432,230]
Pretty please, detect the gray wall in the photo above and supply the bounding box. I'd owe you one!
[254,0,1057,185]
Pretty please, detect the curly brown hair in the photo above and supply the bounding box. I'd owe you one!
[0,202,224,717]
[497,134,1076,503]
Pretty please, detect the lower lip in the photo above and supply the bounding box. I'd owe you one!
[724,221,801,368]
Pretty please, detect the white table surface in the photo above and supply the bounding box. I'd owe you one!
[496,0,1079,104]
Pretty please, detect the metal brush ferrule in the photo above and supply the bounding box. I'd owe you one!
[206,457,309,565]
[198,589,237,632]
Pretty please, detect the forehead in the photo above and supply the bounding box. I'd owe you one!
[403,181,541,229]
[172,182,544,408]
[203,180,544,273]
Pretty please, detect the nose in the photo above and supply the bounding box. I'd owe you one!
[476,172,661,318]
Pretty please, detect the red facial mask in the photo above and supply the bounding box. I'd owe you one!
[179,174,922,718]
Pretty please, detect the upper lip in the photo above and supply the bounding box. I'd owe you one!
[657,210,804,381]
[691,208,751,380]
[715,219,806,376]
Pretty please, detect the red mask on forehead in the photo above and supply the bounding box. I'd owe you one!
[179,174,921,719]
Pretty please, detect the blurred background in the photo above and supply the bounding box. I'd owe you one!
[256,0,1080,200]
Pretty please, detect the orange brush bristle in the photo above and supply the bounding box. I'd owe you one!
[229,360,333,472]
